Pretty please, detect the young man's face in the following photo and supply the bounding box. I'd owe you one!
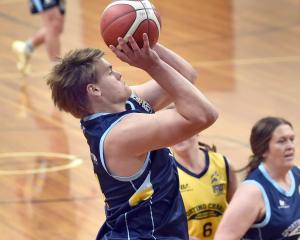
[95,58,131,104]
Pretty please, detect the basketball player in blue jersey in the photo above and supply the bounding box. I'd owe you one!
[12,0,65,75]
[171,133,238,240]
[46,34,218,239]
[215,117,300,240]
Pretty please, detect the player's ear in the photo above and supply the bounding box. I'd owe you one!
[86,83,102,96]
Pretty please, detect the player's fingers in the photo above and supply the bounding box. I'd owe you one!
[142,33,150,50]
[109,45,130,62]
[128,36,140,53]
[117,37,132,54]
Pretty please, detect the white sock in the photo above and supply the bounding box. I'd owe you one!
[25,40,34,54]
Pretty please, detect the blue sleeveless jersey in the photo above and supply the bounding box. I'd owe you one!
[243,164,300,240]
[80,93,188,240]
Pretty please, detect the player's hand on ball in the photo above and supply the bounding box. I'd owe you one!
[110,33,160,71]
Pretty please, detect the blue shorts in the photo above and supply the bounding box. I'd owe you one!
[30,0,65,15]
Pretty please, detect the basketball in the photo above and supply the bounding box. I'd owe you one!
[100,0,161,48]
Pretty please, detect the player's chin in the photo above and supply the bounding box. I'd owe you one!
[284,155,295,163]
[281,157,295,169]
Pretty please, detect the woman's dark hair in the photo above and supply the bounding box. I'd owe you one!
[238,117,292,178]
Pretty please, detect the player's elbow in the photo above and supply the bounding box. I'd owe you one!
[205,108,218,126]
[194,106,218,130]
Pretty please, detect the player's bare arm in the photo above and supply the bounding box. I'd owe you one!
[106,34,218,176]
[131,43,198,111]
[215,183,265,240]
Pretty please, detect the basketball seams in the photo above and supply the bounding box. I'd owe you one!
[146,9,161,35]
[102,12,137,47]
[123,9,147,42]
[138,1,161,37]
[101,9,137,37]
[139,0,150,41]
[122,6,160,45]
[101,1,143,34]
[104,1,146,12]
[138,0,161,37]
[100,0,161,48]
[101,2,159,36]
[105,8,160,47]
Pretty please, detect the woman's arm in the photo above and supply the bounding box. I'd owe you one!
[215,183,265,240]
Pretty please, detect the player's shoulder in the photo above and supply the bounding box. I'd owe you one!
[241,179,265,197]
[292,165,300,178]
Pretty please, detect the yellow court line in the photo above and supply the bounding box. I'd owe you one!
[0,152,83,175]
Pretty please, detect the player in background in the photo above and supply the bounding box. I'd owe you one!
[47,34,218,239]
[171,130,238,240]
[12,0,65,75]
[215,117,300,240]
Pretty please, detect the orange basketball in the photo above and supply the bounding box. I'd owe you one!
[100,0,161,48]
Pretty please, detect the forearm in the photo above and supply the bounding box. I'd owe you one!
[111,34,217,126]
[132,44,199,111]
[146,59,217,126]
[153,43,198,83]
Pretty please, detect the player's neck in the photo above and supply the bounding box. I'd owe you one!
[262,163,292,191]
[91,101,126,113]
[175,147,205,173]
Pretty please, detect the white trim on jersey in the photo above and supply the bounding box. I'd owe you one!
[32,0,43,11]
[149,199,156,240]
[259,164,295,197]
[126,100,135,110]
[82,112,110,121]
[99,115,151,182]
[125,212,130,239]
[242,180,271,228]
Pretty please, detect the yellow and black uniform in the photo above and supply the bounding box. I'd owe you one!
[176,150,229,240]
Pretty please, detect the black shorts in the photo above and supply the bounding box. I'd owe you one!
[30,0,65,15]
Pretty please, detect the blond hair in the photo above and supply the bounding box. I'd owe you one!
[47,48,104,118]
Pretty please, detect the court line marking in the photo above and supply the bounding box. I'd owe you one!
[0,152,83,175]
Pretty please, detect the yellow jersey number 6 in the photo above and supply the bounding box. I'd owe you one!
[203,222,212,237]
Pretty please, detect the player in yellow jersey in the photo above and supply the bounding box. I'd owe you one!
[172,135,238,240]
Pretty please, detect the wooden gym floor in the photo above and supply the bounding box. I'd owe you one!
[0,0,299,239]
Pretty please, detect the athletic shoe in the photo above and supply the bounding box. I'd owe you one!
[12,40,31,75]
